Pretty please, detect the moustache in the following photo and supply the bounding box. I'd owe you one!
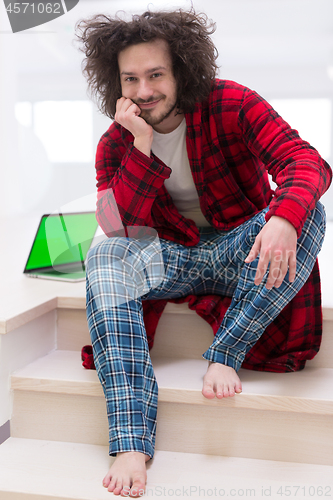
[133,96,164,105]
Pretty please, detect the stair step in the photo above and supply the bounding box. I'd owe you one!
[10,350,333,465]
[11,350,333,414]
[0,438,332,500]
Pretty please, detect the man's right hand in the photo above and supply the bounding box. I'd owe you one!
[115,97,153,157]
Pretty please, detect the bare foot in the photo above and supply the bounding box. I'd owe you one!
[103,451,150,497]
[202,362,242,399]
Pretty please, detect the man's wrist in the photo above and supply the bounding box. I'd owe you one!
[134,135,153,158]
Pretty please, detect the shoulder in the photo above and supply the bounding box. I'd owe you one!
[190,79,251,120]
[205,79,258,109]
[199,79,275,125]
[210,78,248,94]
[190,79,250,127]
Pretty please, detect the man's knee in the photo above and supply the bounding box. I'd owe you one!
[86,237,132,272]
[86,236,163,282]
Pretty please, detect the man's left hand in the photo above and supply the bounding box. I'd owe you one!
[244,216,297,289]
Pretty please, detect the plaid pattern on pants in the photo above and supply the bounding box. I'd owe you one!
[86,203,326,458]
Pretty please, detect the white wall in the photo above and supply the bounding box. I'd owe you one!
[0,0,332,218]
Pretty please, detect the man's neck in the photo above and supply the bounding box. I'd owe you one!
[153,112,184,134]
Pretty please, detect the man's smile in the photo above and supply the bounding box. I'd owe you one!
[136,98,163,110]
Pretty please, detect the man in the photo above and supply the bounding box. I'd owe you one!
[76,9,331,497]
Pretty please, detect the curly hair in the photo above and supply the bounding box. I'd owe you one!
[75,9,219,119]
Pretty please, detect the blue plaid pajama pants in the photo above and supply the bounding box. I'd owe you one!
[86,203,326,459]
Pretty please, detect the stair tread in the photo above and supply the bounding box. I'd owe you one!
[11,350,333,414]
[0,437,332,500]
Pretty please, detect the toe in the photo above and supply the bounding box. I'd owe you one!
[216,383,224,399]
[119,476,132,497]
[235,381,243,393]
[103,472,112,488]
[202,377,216,399]
[202,385,215,399]
[103,470,115,488]
[223,384,230,397]
[128,478,146,497]
[109,478,122,494]
[107,478,116,492]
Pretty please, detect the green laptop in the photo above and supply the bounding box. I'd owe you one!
[23,212,98,282]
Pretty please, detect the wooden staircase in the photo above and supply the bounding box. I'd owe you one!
[0,298,333,499]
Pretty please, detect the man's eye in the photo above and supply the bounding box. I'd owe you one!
[125,77,136,82]
[151,73,162,78]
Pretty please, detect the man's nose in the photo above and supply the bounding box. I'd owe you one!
[137,79,154,101]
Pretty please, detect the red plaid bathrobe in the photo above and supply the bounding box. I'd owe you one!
[82,79,332,373]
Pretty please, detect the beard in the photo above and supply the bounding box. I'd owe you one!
[134,95,178,126]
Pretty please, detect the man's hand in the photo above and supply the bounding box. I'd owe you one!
[244,216,297,289]
[115,97,153,157]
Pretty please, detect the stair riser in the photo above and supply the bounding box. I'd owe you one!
[156,402,333,466]
[11,390,333,466]
[11,392,109,447]
[57,307,214,360]
[57,308,91,351]
[57,308,333,368]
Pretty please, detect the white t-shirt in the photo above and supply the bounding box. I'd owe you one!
[152,119,212,227]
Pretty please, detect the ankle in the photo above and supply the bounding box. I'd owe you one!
[116,451,150,462]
